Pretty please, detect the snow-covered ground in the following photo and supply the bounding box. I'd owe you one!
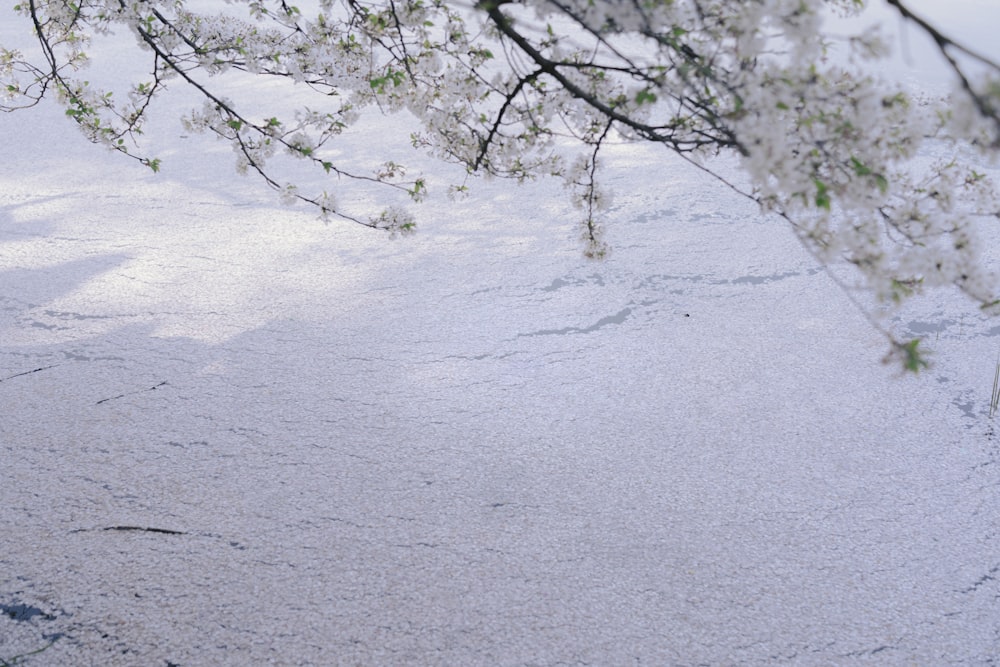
[3,6,1000,666]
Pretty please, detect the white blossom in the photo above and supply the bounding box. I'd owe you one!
[4,0,1000,367]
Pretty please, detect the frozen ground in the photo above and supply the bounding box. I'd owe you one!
[3,9,1000,667]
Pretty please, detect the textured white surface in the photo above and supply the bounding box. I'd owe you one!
[2,10,1000,666]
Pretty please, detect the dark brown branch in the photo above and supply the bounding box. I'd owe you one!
[479,2,747,155]
[473,69,542,171]
[885,0,1000,143]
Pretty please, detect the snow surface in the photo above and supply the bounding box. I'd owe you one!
[3,7,1000,666]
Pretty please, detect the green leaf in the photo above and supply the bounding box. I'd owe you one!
[980,298,1000,311]
[899,338,929,373]
[408,178,426,200]
[850,157,888,193]
[850,156,871,176]
[813,179,831,211]
[635,89,657,105]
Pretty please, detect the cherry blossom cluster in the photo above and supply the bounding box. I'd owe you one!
[4,0,1000,367]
